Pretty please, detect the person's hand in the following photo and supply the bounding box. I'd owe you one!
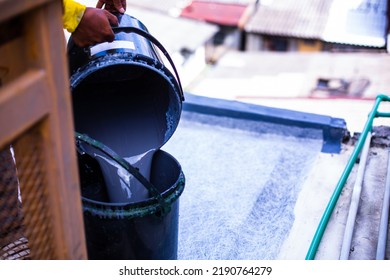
[71,7,119,47]
[96,0,126,14]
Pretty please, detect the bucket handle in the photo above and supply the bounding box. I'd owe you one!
[75,132,171,216]
[110,26,185,101]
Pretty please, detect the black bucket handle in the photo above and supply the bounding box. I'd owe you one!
[75,132,171,216]
[88,26,184,101]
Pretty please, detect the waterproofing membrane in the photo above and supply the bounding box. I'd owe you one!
[163,111,324,259]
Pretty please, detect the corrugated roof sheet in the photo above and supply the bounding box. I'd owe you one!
[245,0,388,47]
[323,0,388,47]
[245,0,332,39]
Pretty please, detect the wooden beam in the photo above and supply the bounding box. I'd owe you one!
[0,0,52,23]
[0,69,49,148]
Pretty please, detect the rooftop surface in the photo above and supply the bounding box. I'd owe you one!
[163,94,390,259]
[166,110,324,259]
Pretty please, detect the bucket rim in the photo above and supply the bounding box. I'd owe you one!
[81,170,185,218]
[69,52,183,102]
[78,141,185,218]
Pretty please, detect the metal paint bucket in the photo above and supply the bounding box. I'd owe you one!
[68,14,184,158]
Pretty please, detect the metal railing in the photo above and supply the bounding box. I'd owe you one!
[306,94,390,260]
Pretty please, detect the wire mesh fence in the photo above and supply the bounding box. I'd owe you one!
[0,125,56,259]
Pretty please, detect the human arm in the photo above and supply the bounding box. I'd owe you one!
[63,0,119,47]
[62,0,87,34]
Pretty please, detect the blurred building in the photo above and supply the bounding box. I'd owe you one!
[126,0,389,53]
[244,0,389,52]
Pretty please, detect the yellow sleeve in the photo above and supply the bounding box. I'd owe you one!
[62,0,87,33]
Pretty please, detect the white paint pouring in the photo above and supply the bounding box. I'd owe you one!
[93,149,155,203]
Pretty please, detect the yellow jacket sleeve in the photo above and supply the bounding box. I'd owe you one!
[62,0,87,33]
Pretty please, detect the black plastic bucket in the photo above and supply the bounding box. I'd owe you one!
[68,14,185,259]
[76,134,185,260]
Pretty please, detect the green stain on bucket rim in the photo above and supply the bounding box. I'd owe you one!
[76,132,185,219]
[81,173,185,219]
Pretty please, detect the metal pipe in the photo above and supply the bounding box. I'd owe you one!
[376,149,390,260]
[339,132,372,259]
[306,94,390,260]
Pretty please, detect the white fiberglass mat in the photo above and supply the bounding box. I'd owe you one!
[163,112,323,260]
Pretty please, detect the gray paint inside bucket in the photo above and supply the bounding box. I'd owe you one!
[163,111,324,259]
[72,64,180,157]
[90,148,155,203]
[72,64,181,203]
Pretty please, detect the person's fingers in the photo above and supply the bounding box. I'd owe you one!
[112,0,125,13]
[96,0,105,9]
[120,0,127,11]
[104,10,119,26]
[72,8,118,47]
[105,31,115,43]
[96,1,125,14]
[102,10,117,42]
